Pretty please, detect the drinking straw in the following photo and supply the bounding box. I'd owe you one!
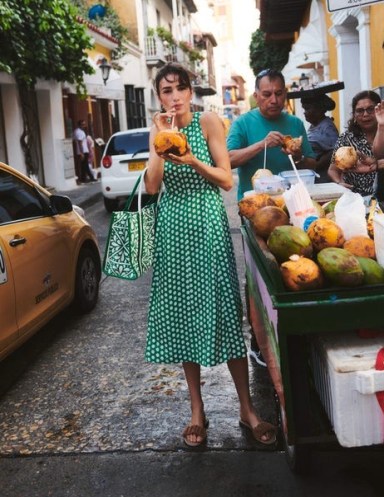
[263,140,267,169]
[288,154,302,183]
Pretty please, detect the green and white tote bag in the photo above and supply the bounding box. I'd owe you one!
[103,169,162,280]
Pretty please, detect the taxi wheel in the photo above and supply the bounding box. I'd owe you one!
[74,246,100,313]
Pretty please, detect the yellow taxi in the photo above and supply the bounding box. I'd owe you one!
[0,162,101,361]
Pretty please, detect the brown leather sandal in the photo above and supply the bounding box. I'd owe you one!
[182,417,209,447]
[239,419,277,445]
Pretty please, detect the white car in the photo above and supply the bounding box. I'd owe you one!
[101,128,150,212]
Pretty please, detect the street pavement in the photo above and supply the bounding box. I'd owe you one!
[1,176,383,496]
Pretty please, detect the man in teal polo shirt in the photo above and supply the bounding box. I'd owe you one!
[227,69,316,366]
[227,69,316,200]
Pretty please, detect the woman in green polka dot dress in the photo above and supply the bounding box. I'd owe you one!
[144,63,276,447]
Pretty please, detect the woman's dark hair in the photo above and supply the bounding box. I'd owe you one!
[347,90,381,134]
[154,63,192,95]
[301,95,335,113]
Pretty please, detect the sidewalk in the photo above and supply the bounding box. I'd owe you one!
[55,180,102,210]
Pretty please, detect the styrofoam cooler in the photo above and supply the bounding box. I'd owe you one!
[310,332,384,448]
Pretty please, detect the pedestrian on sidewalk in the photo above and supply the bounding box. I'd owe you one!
[86,134,98,181]
[144,62,277,448]
[73,120,97,184]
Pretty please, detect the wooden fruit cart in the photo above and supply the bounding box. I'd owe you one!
[241,219,384,474]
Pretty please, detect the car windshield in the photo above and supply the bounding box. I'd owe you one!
[106,132,149,156]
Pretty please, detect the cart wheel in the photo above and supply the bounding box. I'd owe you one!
[283,436,311,475]
[277,395,312,475]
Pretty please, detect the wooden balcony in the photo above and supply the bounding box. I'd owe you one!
[193,73,216,96]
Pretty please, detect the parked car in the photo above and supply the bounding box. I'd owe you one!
[101,128,150,212]
[0,162,101,361]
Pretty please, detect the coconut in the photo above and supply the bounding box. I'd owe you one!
[251,168,273,185]
[154,129,188,156]
[282,135,303,155]
[334,146,357,170]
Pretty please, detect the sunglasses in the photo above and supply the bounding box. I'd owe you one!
[256,69,284,79]
[255,69,285,89]
[354,105,376,116]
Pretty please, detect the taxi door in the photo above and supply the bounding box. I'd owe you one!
[0,239,18,355]
[0,215,73,337]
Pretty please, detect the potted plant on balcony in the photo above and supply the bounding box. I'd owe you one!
[179,41,205,63]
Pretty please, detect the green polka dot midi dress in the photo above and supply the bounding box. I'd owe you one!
[145,112,246,367]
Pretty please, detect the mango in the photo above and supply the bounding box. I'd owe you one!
[250,206,289,239]
[238,193,276,220]
[280,255,324,292]
[307,218,345,252]
[344,236,376,259]
[267,225,313,263]
[317,247,364,287]
[356,257,384,285]
[323,199,338,215]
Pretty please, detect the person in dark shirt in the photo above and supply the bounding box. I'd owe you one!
[301,94,339,183]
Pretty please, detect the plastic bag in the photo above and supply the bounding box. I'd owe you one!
[334,191,368,240]
[374,214,384,267]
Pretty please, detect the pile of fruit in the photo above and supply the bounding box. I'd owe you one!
[239,192,384,292]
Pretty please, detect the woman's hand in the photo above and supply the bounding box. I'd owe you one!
[160,145,196,165]
[375,101,384,127]
[153,109,176,131]
[354,153,377,173]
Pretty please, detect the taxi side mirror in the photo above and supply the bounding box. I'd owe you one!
[50,195,73,215]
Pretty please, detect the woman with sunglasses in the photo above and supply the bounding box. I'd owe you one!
[328,90,381,197]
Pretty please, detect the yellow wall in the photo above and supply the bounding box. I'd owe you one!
[370,5,384,89]
[110,0,139,44]
[321,1,384,128]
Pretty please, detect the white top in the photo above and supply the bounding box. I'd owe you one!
[73,127,89,155]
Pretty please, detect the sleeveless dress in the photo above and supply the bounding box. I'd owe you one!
[145,112,246,367]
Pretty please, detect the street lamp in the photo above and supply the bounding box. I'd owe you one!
[99,57,112,85]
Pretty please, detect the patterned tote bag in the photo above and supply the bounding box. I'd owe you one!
[103,169,162,280]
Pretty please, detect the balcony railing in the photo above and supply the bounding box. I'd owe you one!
[144,36,167,66]
[144,36,197,73]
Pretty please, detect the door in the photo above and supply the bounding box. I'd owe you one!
[0,239,18,355]
[0,169,72,337]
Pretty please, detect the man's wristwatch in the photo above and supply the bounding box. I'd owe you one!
[294,155,304,164]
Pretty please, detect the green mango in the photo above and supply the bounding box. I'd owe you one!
[356,257,384,285]
[317,247,364,287]
[267,225,313,263]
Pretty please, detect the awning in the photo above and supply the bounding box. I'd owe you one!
[258,0,311,36]
[282,1,328,84]
[83,58,125,100]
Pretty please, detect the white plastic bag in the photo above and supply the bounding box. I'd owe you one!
[334,191,368,240]
[374,214,384,267]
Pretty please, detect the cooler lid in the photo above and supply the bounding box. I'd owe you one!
[317,332,384,373]
[307,183,349,202]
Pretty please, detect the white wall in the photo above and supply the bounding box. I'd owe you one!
[1,84,25,174]
[36,81,77,190]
